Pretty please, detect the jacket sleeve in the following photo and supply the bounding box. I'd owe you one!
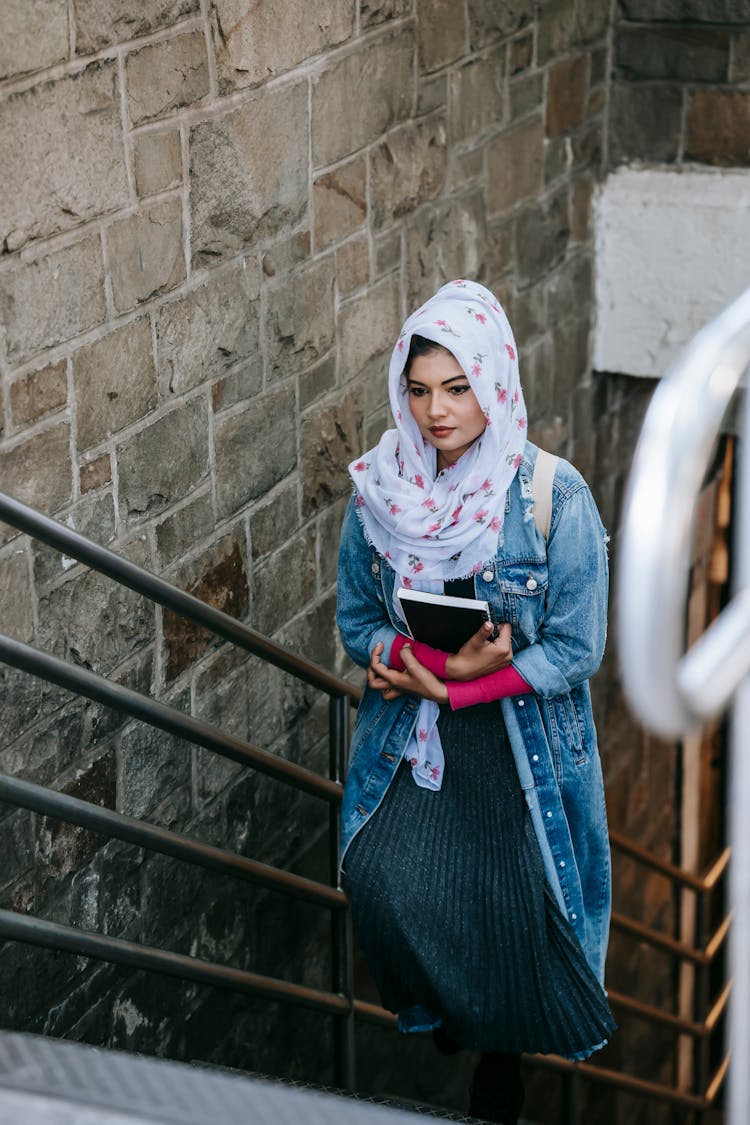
[336,495,400,670]
[511,482,609,698]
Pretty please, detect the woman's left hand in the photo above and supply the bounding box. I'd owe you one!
[368,642,449,704]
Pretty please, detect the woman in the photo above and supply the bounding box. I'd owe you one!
[336,280,614,1124]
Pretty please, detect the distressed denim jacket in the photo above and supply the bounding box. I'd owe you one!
[336,441,611,984]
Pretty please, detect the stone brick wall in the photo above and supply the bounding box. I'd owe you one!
[610,0,750,168]
[0,0,743,1118]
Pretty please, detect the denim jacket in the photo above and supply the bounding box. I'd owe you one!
[336,441,611,984]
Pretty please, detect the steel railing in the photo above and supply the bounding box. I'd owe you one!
[618,285,750,1125]
[0,485,732,1117]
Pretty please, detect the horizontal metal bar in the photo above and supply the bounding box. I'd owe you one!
[0,634,341,805]
[0,909,350,1018]
[610,912,707,964]
[609,829,723,893]
[528,1054,709,1112]
[0,772,346,911]
[705,1051,731,1103]
[706,980,732,1032]
[702,846,731,891]
[352,999,397,1028]
[0,490,360,705]
[606,988,707,1038]
[705,910,733,963]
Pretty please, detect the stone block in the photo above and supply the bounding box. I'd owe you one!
[519,336,554,424]
[155,264,260,397]
[9,361,67,429]
[607,83,682,166]
[337,235,370,295]
[591,47,608,88]
[404,190,488,309]
[154,488,215,567]
[0,546,33,642]
[80,454,112,494]
[418,74,448,116]
[450,50,505,143]
[213,0,355,91]
[162,533,248,681]
[570,174,594,242]
[468,0,533,49]
[134,131,183,197]
[0,423,72,520]
[575,0,609,44]
[299,353,338,410]
[37,537,153,674]
[361,0,411,25]
[514,189,569,286]
[486,216,515,284]
[544,134,569,183]
[547,55,588,137]
[374,228,403,277]
[300,390,364,516]
[211,355,264,412]
[487,117,544,215]
[730,31,750,83]
[370,117,446,228]
[449,146,484,189]
[190,82,308,266]
[620,0,749,19]
[37,751,116,883]
[0,0,68,80]
[686,90,750,166]
[0,238,106,365]
[32,491,116,588]
[106,201,186,314]
[510,31,534,74]
[251,529,316,635]
[510,71,543,121]
[261,231,311,280]
[313,157,367,252]
[317,495,348,590]
[311,31,414,167]
[0,62,128,253]
[73,0,200,53]
[552,315,591,398]
[126,31,209,126]
[265,258,336,377]
[571,118,603,168]
[615,26,729,83]
[250,478,299,559]
[416,0,467,72]
[192,659,248,802]
[117,397,209,521]
[214,386,296,518]
[536,0,576,64]
[338,273,402,383]
[73,318,157,451]
[120,722,192,819]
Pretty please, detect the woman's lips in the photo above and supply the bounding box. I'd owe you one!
[429,426,454,437]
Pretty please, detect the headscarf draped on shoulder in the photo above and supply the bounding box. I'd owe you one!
[349,279,527,581]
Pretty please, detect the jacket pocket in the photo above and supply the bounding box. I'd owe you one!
[499,560,547,642]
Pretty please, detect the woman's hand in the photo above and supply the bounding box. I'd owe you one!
[445,621,513,681]
[367,642,449,704]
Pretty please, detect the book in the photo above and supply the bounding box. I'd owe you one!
[396,587,491,653]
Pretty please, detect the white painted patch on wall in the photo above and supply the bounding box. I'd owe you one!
[594,167,750,378]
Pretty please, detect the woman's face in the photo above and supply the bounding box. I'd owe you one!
[406,348,487,472]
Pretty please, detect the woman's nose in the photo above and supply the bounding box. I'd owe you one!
[426,392,447,418]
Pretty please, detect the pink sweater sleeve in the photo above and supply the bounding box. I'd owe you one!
[446,666,533,709]
[389,633,450,677]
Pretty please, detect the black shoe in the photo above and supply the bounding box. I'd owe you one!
[468,1052,524,1125]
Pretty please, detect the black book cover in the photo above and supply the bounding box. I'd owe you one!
[396,587,490,653]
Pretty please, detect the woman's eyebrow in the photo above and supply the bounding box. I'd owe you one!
[406,374,469,387]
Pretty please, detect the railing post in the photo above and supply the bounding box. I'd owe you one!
[693,888,710,1123]
[329,694,356,1090]
[562,1069,578,1125]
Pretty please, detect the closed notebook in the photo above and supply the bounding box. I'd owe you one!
[396,587,490,653]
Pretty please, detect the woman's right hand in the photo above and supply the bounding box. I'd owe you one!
[445,621,513,681]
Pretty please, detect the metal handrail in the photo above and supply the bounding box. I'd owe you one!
[0,633,341,803]
[0,771,345,910]
[610,829,731,893]
[0,490,360,704]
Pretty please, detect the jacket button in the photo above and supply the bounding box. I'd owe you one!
[526,575,538,591]
[482,568,494,581]
[371,561,380,576]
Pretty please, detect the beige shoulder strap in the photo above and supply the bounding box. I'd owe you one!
[531,448,559,542]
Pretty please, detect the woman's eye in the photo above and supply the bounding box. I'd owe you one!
[408,386,427,397]
[450,384,470,395]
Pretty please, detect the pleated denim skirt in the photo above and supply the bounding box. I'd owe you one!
[344,701,615,1057]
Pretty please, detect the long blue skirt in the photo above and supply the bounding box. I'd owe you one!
[344,702,615,1057]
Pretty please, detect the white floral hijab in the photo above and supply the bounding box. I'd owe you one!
[349,279,527,581]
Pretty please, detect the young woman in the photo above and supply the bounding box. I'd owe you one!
[336,280,614,1124]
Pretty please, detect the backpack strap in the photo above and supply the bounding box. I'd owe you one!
[531,449,559,542]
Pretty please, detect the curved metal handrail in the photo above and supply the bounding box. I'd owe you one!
[618,284,750,739]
